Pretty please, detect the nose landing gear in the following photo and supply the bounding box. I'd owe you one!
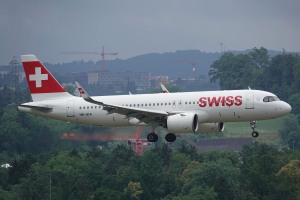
[250,121,259,137]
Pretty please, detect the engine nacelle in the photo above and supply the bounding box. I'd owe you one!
[196,122,225,133]
[167,113,198,133]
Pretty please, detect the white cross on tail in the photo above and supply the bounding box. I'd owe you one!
[29,67,48,88]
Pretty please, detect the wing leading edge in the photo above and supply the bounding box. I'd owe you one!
[75,82,169,123]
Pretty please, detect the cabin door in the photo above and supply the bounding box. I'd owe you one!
[67,100,75,117]
[246,92,254,109]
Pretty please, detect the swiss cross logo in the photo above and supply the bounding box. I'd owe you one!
[29,67,48,88]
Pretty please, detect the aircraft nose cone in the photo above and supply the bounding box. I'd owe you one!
[282,102,292,114]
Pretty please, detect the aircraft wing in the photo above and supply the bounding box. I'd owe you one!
[75,82,169,123]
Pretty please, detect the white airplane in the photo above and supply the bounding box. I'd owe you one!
[18,55,291,142]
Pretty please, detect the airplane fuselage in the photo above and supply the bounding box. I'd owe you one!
[18,89,290,128]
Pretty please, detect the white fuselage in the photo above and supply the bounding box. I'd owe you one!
[18,89,291,128]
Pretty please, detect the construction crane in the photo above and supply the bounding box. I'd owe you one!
[179,60,197,80]
[62,46,118,71]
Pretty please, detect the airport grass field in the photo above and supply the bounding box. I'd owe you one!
[224,117,284,144]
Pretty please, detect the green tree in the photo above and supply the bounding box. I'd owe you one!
[248,47,270,88]
[264,53,300,99]
[288,93,300,115]
[209,52,254,89]
[276,160,300,199]
[239,143,289,199]
[44,151,90,200]
[279,114,300,150]
[124,181,143,200]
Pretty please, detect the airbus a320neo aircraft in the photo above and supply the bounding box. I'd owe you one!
[18,55,291,142]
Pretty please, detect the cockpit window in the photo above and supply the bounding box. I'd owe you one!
[263,96,280,102]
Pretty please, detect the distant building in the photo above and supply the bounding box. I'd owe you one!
[88,71,150,89]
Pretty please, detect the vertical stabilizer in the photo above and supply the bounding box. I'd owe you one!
[21,54,72,101]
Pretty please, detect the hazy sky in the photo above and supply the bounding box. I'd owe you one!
[1,0,300,65]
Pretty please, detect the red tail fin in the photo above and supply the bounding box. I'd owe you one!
[21,55,72,101]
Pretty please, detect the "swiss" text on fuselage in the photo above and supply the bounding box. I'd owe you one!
[199,96,243,107]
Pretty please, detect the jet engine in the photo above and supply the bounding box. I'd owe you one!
[196,122,225,133]
[167,113,198,133]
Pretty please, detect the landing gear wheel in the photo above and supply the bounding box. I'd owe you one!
[250,121,259,138]
[252,131,259,138]
[165,133,176,142]
[147,132,158,142]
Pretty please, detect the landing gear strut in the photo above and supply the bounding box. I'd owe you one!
[165,133,176,142]
[250,121,259,137]
[147,132,158,142]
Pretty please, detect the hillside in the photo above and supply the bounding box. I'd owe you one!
[40,50,222,78]
[0,49,289,79]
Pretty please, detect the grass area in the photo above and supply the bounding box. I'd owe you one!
[224,117,284,144]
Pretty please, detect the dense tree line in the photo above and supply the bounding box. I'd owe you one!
[0,107,299,199]
[0,143,299,199]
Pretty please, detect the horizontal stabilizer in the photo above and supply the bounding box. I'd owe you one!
[17,104,53,112]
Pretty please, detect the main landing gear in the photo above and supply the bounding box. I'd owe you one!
[165,133,176,142]
[146,132,177,143]
[147,132,158,142]
[250,121,259,138]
